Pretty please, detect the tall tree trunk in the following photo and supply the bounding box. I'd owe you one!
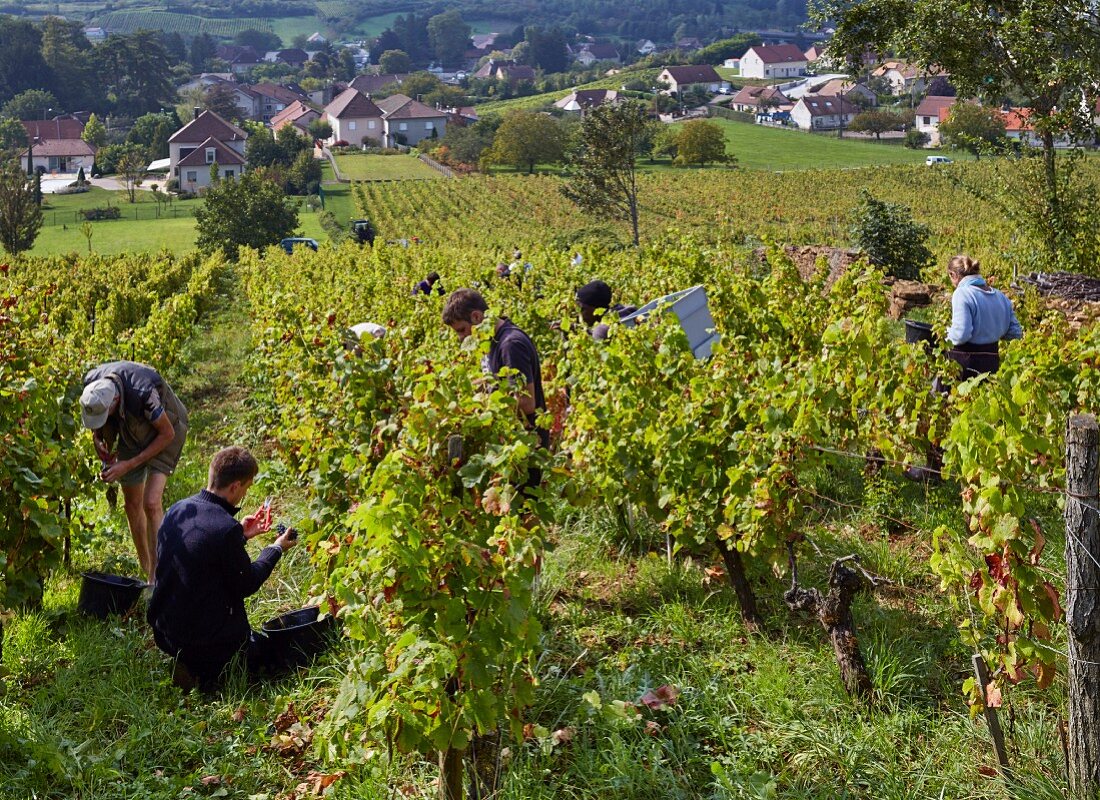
[716,539,763,628]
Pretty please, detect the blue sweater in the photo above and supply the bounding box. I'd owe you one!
[148,490,282,656]
[946,275,1024,346]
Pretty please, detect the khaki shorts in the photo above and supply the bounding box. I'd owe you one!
[118,421,189,487]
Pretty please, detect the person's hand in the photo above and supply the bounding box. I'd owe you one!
[93,437,113,462]
[242,504,273,539]
[100,460,131,483]
[275,528,297,552]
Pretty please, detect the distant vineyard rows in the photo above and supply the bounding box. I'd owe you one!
[94,10,274,36]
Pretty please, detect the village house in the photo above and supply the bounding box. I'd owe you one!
[636,39,658,55]
[324,88,384,145]
[271,101,320,137]
[729,85,790,114]
[553,89,620,114]
[375,94,448,147]
[216,45,263,75]
[20,118,95,174]
[803,78,877,106]
[264,49,310,69]
[473,59,537,85]
[573,43,621,66]
[739,44,808,79]
[790,95,858,130]
[676,37,704,52]
[251,83,311,123]
[657,65,727,94]
[914,95,957,146]
[349,73,410,95]
[1000,107,1075,149]
[803,44,826,64]
[871,61,935,95]
[168,110,248,192]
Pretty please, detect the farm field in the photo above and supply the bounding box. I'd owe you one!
[333,152,442,181]
[93,9,274,37]
[2,158,1094,798]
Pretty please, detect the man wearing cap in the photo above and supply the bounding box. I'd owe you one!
[576,280,636,340]
[80,361,189,581]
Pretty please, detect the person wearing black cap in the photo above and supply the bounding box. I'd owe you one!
[413,272,444,296]
[576,280,636,340]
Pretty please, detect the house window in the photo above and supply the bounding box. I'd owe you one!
[349,121,357,130]
[205,148,216,164]
[923,116,931,125]
[224,169,234,178]
[399,122,407,131]
[368,120,376,129]
[186,171,198,182]
[179,147,195,160]
[425,121,434,130]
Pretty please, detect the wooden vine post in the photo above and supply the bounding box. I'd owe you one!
[1065,414,1100,798]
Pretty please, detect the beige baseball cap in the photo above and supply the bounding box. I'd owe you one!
[80,378,118,429]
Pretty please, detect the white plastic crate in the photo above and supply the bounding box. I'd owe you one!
[621,285,719,359]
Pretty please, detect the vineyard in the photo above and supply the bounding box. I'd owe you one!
[3,158,1100,797]
[93,10,274,37]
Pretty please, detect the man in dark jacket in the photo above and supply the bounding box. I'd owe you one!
[147,446,295,690]
[575,280,636,340]
[442,288,548,490]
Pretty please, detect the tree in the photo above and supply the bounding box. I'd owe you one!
[562,101,650,246]
[189,33,217,71]
[483,110,565,173]
[235,29,282,53]
[161,31,187,64]
[204,83,244,124]
[115,145,148,202]
[524,26,568,73]
[938,104,1007,160]
[397,71,443,101]
[0,118,26,155]
[82,113,107,148]
[847,109,905,139]
[379,49,411,74]
[96,32,175,116]
[0,19,54,108]
[849,189,932,280]
[1,90,59,121]
[673,120,730,166]
[127,111,179,159]
[308,119,333,142]
[812,0,1100,266]
[194,168,299,260]
[0,158,43,255]
[40,16,92,111]
[372,29,402,62]
[428,10,471,67]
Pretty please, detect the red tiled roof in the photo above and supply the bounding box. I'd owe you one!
[250,82,308,105]
[176,137,246,167]
[20,138,95,157]
[661,65,722,84]
[169,110,248,144]
[325,88,383,120]
[746,44,807,64]
[271,100,318,130]
[797,95,858,116]
[1000,107,1032,132]
[22,118,84,140]
[730,85,788,106]
[375,94,446,119]
[915,95,956,118]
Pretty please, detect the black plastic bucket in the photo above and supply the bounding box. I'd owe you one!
[261,606,337,668]
[77,571,147,619]
[904,319,935,345]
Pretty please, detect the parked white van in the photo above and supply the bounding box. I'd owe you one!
[925,155,953,165]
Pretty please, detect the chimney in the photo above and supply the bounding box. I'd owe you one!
[194,107,202,120]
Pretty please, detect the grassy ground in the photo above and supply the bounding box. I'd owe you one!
[332,153,441,181]
[689,117,964,171]
[475,69,663,114]
[31,188,200,257]
[0,268,1075,797]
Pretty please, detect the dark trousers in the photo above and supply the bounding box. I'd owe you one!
[154,627,275,691]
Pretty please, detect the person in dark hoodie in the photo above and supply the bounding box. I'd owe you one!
[147,446,296,690]
[575,280,636,340]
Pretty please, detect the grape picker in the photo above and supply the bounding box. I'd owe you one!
[79,360,189,581]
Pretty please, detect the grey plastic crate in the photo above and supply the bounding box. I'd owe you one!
[621,285,719,359]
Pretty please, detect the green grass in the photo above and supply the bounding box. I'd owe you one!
[332,153,442,181]
[686,117,963,171]
[476,69,662,114]
[32,188,199,257]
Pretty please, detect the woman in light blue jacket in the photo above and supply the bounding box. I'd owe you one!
[944,254,1023,379]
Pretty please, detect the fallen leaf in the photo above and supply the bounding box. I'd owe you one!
[550,727,575,746]
[640,684,681,710]
[201,775,223,786]
[273,703,299,733]
[232,706,247,723]
[978,765,999,778]
[644,720,662,736]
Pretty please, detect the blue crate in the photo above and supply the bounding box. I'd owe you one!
[621,285,719,359]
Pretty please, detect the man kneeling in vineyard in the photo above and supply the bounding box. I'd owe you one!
[147,447,296,691]
[80,360,189,582]
[442,288,549,489]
